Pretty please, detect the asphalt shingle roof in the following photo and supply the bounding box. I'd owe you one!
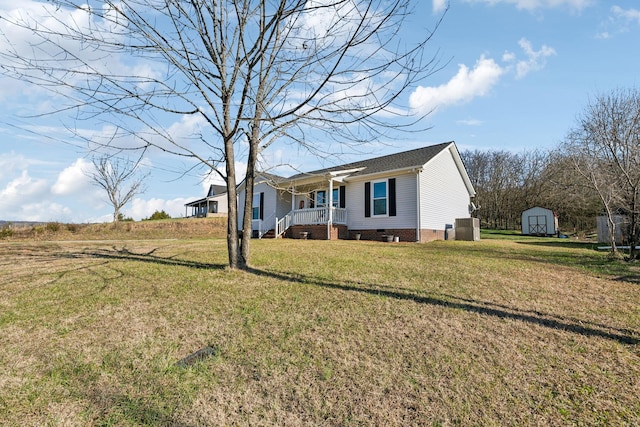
[287,141,453,180]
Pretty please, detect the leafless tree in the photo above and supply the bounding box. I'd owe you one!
[462,148,574,232]
[562,88,640,258]
[0,1,443,269]
[462,149,536,229]
[539,151,601,235]
[87,155,149,223]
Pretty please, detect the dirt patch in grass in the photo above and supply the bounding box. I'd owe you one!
[0,238,638,425]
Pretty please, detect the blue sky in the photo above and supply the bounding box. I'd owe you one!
[0,0,638,223]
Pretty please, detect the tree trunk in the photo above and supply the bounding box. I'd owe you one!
[225,133,240,269]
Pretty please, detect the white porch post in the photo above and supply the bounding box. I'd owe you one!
[291,185,296,212]
[327,178,333,240]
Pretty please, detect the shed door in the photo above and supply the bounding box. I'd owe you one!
[529,215,547,235]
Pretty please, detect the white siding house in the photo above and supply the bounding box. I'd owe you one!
[184,184,228,217]
[419,145,474,240]
[237,142,476,242]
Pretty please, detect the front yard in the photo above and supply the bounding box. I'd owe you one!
[0,236,638,425]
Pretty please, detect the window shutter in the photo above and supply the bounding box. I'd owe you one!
[339,185,346,209]
[389,178,396,217]
[259,192,264,220]
[364,182,371,217]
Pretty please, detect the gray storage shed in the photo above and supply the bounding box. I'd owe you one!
[521,206,558,236]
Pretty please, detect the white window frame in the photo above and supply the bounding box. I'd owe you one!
[316,190,327,207]
[372,179,388,217]
[252,193,261,220]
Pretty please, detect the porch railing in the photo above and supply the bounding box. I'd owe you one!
[252,213,276,238]
[275,213,292,238]
[332,207,347,224]
[267,207,347,238]
[291,207,347,226]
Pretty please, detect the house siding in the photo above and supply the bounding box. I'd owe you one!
[347,172,418,232]
[214,194,228,215]
[419,147,471,232]
[238,182,287,230]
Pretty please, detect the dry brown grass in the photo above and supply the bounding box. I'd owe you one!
[0,236,638,426]
[0,217,227,241]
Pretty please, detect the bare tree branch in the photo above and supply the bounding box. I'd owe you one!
[1,0,444,268]
[87,154,150,222]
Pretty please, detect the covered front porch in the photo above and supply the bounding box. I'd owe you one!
[250,168,356,239]
[252,206,348,239]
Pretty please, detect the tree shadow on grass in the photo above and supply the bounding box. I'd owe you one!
[246,267,640,346]
[61,246,639,346]
[517,240,601,251]
[70,245,227,271]
[462,241,640,285]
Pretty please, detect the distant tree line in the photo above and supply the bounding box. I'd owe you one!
[462,88,640,259]
[460,148,601,235]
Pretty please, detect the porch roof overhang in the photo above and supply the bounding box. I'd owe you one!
[274,167,366,189]
[184,195,224,207]
[286,165,427,189]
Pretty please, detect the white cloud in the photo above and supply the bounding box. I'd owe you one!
[504,38,556,79]
[0,1,161,107]
[457,119,484,126]
[409,37,555,113]
[463,0,592,12]
[611,6,640,24]
[128,197,193,220]
[51,158,93,196]
[433,0,449,13]
[0,170,49,214]
[595,6,640,40]
[409,56,505,113]
[0,152,28,181]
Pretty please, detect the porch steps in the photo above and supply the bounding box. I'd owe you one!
[259,229,277,239]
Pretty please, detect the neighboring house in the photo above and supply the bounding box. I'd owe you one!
[184,184,228,217]
[238,141,476,242]
[521,207,558,236]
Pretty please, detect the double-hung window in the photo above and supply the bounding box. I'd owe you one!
[364,179,395,218]
[372,180,387,216]
[332,188,340,208]
[252,193,261,220]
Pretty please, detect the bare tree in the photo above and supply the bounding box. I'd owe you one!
[562,88,640,258]
[87,156,149,223]
[0,1,443,269]
[539,150,601,235]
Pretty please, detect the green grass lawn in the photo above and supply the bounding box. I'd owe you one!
[0,236,638,426]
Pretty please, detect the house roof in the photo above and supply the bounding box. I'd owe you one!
[287,141,454,181]
[207,184,227,196]
[185,184,228,207]
[240,141,475,197]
